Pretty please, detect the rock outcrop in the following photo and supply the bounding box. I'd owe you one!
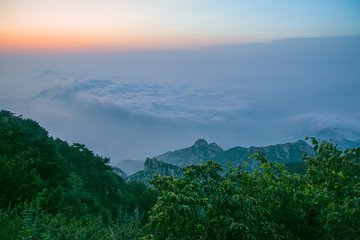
[154,138,314,171]
[125,139,316,183]
[126,158,182,186]
[155,139,224,167]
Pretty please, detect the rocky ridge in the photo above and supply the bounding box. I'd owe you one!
[154,139,314,170]
[124,139,316,184]
[213,140,314,170]
[154,139,224,167]
[126,158,182,186]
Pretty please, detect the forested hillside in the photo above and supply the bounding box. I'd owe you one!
[0,110,157,239]
[1,110,359,239]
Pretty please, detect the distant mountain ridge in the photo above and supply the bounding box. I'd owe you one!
[115,138,359,184]
[335,139,360,150]
[154,139,224,167]
[126,158,182,186]
[153,139,314,170]
[213,140,314,170]
[124,139,315,185]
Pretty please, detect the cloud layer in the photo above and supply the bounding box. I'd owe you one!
[1,36,359,163]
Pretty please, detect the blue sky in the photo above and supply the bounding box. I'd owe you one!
[0,0,359,51]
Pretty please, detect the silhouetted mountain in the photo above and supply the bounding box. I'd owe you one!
[126,158,182,186]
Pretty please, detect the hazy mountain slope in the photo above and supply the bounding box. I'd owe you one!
[116,159,145,176]
[112,166,127,178]
[335,139,360,150]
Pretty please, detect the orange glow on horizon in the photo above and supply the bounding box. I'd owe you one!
[1,0,359,54]
[0,29,260,54]
[0,32,215,54]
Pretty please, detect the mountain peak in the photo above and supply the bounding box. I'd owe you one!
[209,142,223,152]
[194,139,208,147]
[154,139,224,167]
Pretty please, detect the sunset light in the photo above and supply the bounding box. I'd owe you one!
[1,0,359,53]
[1,1,360,237]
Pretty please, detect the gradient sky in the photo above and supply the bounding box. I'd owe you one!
[1,0,359,52]
[0,1,359,164]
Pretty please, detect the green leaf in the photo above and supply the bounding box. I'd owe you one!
[249,153,258,159]
[355,148,360,157]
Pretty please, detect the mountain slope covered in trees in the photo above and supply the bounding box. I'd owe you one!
[0,110,157,239]
[1,110,359,239]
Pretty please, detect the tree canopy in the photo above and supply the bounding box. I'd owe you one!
[1,110,359,239]
[0,110,157,239]
[146,138,360,239]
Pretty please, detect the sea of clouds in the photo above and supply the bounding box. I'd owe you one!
[1,35,359,163]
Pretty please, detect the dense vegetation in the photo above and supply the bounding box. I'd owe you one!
[1,110,359,239]
[0,110,157,239]
[146,138,360,239]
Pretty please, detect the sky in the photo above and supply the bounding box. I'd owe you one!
[0,1,360,164]
[1,0,359,52]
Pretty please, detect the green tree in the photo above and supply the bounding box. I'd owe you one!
[145,138,360,240]
[300,137,360,239]
[146,161,288,239]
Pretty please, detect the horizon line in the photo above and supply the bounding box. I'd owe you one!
[1,34,358,55]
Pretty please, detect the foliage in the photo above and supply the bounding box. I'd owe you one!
[145,137,360,240]
[301,137,360,239]
[0,198,144,240]
[0,110,154,238]
[2,110,359,239]
[284,162,307,175]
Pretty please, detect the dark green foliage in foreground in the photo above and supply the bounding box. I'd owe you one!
[284,161,307,175]
[0,110,158,238]
[146,138,360,240]
[2,110,359,239]
[0,199,144,240]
